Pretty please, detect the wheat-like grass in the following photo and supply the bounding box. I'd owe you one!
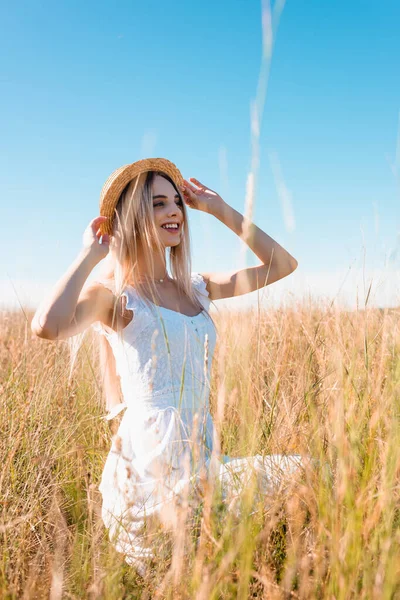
[1,301,399,598]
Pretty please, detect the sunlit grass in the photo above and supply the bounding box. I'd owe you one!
[1,299,399,598]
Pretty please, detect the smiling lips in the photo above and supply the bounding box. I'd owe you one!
[161,223,181,234]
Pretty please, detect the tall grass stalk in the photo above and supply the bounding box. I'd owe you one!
[1,301,399,598]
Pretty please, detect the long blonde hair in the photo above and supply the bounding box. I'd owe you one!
[69,170,212,415]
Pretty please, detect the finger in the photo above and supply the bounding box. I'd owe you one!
[95,221,110,234]
[92,217,107,230]
[184,181,199,193]
[186,190,197,202]
[191,178,215,195]
[189,178,205,189]
[183,178,197,188]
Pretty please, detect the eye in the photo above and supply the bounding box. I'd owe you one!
[153,199,183,208]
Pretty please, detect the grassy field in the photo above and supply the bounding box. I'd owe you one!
[1,299,399,599]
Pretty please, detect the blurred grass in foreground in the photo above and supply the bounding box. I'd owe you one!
[1,299,399,599]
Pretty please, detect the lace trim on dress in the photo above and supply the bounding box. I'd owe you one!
[92,273,211,335]
[191,272,211,312]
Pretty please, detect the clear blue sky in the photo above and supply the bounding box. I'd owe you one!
[2,0,399,311]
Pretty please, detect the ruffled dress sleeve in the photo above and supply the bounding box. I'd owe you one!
[191,272,211,312]
[90,280,147,339]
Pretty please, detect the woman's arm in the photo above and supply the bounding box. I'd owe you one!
[182,177,297,271]
[181,178,298,300]
[201,201,297,300]
[31,216,110,340]
[210,200,297,272]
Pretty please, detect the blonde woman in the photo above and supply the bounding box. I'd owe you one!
[31,158,303,576]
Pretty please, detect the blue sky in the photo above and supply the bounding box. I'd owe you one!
[2,0,399,311]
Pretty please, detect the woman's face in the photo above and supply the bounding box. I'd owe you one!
[151,175,184,247]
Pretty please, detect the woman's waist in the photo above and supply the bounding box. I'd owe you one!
[103,384,211,421]
[124,384,210,410]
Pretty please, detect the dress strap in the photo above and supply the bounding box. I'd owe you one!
[191,272,211,312]
[91,280,149,338]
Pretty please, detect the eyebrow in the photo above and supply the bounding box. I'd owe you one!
[152,193,180,200]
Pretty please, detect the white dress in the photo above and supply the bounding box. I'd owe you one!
[92,272,303,573]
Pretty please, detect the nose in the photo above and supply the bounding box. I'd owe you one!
[167,205,179,218]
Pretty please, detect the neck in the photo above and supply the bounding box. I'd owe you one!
[135,248,169,282]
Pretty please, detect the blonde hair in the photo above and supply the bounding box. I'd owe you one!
[69,170,213,415]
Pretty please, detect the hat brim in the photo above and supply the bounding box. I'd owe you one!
[98,157,184,236]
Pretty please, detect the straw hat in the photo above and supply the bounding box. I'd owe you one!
[98,157,184,236]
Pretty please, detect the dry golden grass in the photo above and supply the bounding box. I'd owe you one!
[1,299,400,598]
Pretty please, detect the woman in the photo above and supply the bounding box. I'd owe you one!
[31,157,303,576]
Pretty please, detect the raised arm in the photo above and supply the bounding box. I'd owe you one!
[181,177,298,301]
[31,216,112,340]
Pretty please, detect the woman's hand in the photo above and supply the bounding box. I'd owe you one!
[82,216,111,262]
[180,178,225,214]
